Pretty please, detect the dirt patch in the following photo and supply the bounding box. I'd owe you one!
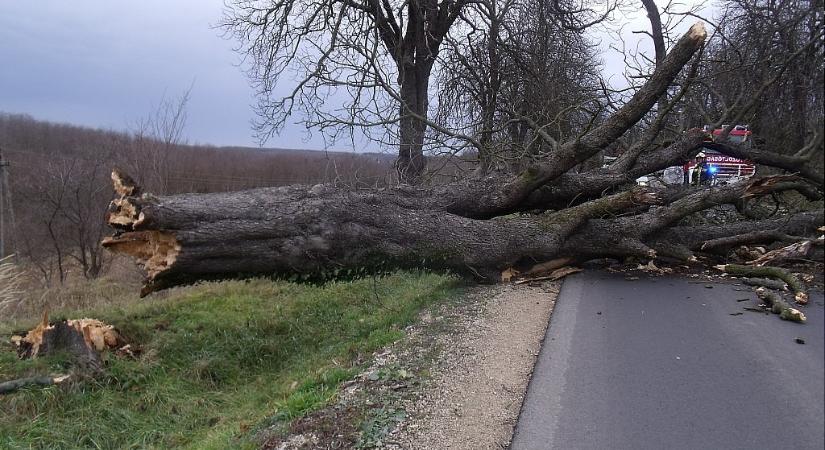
[261,406,362,450]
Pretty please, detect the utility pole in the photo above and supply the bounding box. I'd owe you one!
[0,147,6,258]
[0,147,16,259]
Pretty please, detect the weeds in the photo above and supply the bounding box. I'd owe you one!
[357,407,407,448]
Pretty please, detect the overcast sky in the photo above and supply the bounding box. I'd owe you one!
[0,1,707,150]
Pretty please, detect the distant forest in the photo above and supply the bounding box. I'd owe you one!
[0,112,396,284]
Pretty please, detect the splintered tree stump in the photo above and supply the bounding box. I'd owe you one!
[3,322,100,395]
[17,321,103,373]
[13,313,124,373]
[3,316,128,394]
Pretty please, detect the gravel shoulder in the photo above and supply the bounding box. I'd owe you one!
[388,282,559,449]
[261,281,559,449]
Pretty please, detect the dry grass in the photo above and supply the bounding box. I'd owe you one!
[0,256,24,316]
[0,257,148,330]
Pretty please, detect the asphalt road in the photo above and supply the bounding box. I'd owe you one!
[511,271,825,450]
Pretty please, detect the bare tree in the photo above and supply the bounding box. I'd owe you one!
[678,0,824,181]
[20,154,114,283]
[127,87,192,194]
[222,0,481,183]
[436,0,611,174]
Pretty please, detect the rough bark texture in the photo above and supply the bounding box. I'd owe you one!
[104,177,667,295]
[17,321,104,373]
[397,64,432,183]
[754,287,806,323]
[718,264,809,305]
[104,169,822,296]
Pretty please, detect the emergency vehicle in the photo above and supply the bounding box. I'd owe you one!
[683,125,756,184]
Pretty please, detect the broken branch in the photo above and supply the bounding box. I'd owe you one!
[715,264,808,305]
[755,287,806,323]
[0,374,70,395]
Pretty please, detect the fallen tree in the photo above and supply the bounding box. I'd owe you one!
[101,23,824,296]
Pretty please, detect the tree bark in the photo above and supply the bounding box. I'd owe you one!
[0,375,70,395]
[104,174,665,295]
[104,167,822,297]
[397,65,431,183]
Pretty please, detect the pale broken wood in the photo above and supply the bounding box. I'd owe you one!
[524,257,574,277]
[66,318,122,352]
[515,266,583,284]
[746,240,813,266]
[20,310,52,358]
[501,267,520,283]
[111,168,140,197]
[637,260,673,274]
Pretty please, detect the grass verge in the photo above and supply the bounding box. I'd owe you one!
[0,271,459,449]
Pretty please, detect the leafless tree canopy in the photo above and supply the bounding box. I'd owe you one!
[435,0,609,173]
[222,0,481,183]
[685,0,824,166]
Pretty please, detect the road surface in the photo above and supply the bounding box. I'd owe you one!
[511,271,824,450]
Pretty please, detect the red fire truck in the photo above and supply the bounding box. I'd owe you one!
[684,125,756,184]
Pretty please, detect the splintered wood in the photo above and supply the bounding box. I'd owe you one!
[11,311,124,359]
[515,266,583,284]
[102,230,180,279]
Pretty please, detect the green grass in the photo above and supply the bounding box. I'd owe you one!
[0,272,460,449]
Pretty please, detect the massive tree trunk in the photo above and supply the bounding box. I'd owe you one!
[104,170,821,296]
[101,23,823,296]
[397,64,431,183]
[103,176,662,295]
